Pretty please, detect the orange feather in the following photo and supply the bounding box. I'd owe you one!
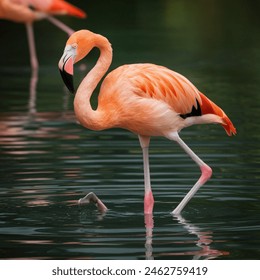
[48,0,86,18]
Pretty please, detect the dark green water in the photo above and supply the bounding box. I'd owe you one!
[0,0,259,260]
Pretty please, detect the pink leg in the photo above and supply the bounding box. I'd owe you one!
[144,191,154,215]
[139,135,154,214]
[46,15,74,36]
[199,165,213,185]
[25,23,38,70]
[168,132,212,215]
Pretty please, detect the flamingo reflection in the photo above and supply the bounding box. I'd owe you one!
[144,214,229,260]
[27,65,71,114]
[144,214,154,260]
[174,215,229,260]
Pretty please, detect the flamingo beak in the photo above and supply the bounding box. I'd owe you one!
[58,45,76,94]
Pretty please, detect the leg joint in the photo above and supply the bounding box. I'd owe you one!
[200,165,212,183]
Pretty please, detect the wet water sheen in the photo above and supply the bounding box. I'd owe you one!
[0,0,260,260]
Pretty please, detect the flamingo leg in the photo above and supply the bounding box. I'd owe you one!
[169,132,212,215]
[139,135,154,214]
[46,15,74,36]
[78,192,108,213]
[25,23,38,70]
[28,66,38,114]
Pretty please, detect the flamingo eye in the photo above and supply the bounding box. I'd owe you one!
[71,43,77,49]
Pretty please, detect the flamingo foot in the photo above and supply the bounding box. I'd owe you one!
[144,191,154,214]
[78,192,108,213]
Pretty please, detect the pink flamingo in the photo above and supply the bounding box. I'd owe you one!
[0,0,86,69]
[58,30,237,215]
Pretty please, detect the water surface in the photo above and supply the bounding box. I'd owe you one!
[0,0,260,260]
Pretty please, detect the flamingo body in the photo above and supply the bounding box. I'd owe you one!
[59,30,236,215]
[96,63,236,137]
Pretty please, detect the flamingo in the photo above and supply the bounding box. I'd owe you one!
[58,30,237,215]
[0,0,86,69]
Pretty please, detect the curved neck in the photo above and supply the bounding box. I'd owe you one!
[74,35,112,130]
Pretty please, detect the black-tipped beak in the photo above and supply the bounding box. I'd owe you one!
[58,47,76,94]
[59,67,75,94]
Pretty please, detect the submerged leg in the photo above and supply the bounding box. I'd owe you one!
[168,132,212,215]
[25,23,38,70]
[78,192,108,213]
[139,135,154,214]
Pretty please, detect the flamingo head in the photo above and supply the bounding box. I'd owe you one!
[58,30,97,93]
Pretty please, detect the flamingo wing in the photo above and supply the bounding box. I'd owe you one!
[122,64,202,116]
[106,63,236,136]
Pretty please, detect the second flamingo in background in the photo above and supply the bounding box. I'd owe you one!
[0,0,86,69]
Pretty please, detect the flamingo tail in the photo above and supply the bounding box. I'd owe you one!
[199,92,237,136]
